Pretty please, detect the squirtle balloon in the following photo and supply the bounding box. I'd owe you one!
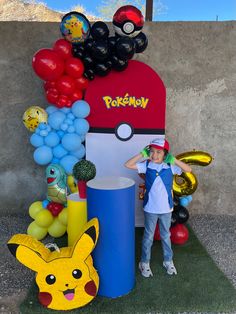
[46,164,67,204]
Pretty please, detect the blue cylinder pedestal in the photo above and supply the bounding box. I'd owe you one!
[87,176,135,298]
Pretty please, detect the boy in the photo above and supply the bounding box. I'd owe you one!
[125,138,192,277]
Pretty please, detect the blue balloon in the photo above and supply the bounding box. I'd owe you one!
[60,123,68,131]
[39,129,48,137]
[30,133,44,147]
[64,118,73,125]
[33,146,53,165]
[70,144,85,159]
[180,197,189,207]
[48,111,66,130]
[186,195,193,202]
[42,199,49,208]
[74,118,89,135]
[51,157,60,164]
[61,107,71,114]
[46,125,51,132]
[72,100,90,118]
[46,106,58,115]
[45,132,60,147]
[57,130,65,138]
[67,113,75,120]
[67,126,75,133]
[80,135,85,142]
[35,128,40,135]
[53,144,68,159]
[39,123,47,130]
[60,155,79,174]
[61,133,81,151]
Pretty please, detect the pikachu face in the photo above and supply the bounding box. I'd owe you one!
[8,219,99,311]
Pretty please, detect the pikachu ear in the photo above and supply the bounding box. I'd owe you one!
[8,234,49,272]
[72,218,99,261]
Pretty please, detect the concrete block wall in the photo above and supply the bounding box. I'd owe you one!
[0,21,235,215]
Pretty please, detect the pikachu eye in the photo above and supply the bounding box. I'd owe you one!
[72,269,82,279]
[46,274,56,285]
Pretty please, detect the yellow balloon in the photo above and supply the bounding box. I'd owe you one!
[29,201,44,219]
[22,106,48,132]
[27,221,48,240]
[58,208,68,226]
[35,209,54,228]
[48,218,67,238]
[173,151,213,196]
[67,175,78,193]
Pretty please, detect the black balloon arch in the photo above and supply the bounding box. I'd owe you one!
[60,6,148,80]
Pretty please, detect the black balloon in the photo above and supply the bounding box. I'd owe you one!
[91,40,109,61]
[171,211,179,226]
[94,63,111,76]
[116,37,135,60]
[133,32,148,53]
[84,69,95,80]
[91,21,109,40]
[72,43,85,58]
[174,205,189,224]
[83,54,94,68]
[111,54,128,71]
[84,38,94,53]
[108,36,118,52]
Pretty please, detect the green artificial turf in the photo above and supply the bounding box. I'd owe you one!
[20,226,236,314]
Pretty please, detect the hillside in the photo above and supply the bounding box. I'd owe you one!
[0,0,98,21]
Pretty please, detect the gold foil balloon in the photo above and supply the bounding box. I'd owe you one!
[173,151,213,196]
[22,106,48,132]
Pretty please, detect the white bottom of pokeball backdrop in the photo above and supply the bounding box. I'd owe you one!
[85,132,164,226]
[87,176,135,298]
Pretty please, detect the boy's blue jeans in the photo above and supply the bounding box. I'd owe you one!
[141,211,173,263]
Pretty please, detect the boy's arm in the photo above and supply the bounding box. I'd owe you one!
[174,158,192,173]
[124,153,143,170]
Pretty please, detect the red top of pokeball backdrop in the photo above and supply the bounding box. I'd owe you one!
[84,60,166,138]
[113,5,144,29]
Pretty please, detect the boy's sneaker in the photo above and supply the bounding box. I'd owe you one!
[163,260,177,275]
[139,262,153,278]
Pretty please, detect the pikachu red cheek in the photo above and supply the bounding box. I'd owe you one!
[84,280,97,296]
[38,292,52,307]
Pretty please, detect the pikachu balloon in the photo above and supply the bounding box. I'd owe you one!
[8,218,99,311]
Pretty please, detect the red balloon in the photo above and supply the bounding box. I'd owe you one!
[46,88,59,104]
[70,89,83,102]
[56,75,75,95]
[56,94,70,108]
[170,224,189,245]
[53,39,72,60]
[65,57,84,78]
[32,49,65,81]
[75,76,89,90]
[154,223,161,241]
[44,81,57,91]
[65,99,73,108]
[47,202,64,217]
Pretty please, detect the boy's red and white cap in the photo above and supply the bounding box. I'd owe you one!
[149,138,170,151]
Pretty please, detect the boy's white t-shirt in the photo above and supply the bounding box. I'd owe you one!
[136,161,182,214]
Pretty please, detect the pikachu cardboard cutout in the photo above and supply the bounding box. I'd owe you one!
[8,218,99,311]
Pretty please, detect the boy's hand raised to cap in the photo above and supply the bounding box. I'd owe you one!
[164,153,175,164]
[140,146,150,158]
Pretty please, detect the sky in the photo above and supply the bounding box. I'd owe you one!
[38,0,236,21]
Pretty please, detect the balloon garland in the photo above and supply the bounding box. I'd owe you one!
[60,6,148,80]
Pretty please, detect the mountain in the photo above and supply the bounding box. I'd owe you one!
[0,0,98,21]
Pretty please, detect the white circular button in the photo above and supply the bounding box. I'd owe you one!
[115,123,133,141]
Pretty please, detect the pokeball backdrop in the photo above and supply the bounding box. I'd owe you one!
[85,60,166,226]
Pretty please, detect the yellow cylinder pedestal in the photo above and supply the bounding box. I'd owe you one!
[67,193,87,247]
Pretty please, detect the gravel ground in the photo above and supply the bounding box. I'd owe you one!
[0,214,236,314]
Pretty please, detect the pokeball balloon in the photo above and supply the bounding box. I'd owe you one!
[113,5,144,38]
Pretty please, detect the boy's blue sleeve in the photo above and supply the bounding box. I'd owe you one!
[136,161,147,174]
[171,164,182,175]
